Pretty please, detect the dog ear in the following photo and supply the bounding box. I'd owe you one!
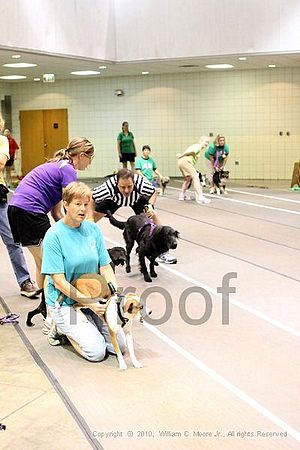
[127,302,134,314]
[174,230,180,238]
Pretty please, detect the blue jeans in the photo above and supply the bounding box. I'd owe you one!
[0,202,31,286]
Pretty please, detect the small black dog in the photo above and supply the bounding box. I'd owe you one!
[107,212,179,282]
[26,246,126,327]
[212,170,229,195]
[186,172,206,190]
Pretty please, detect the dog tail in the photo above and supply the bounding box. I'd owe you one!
[106,210,126,230]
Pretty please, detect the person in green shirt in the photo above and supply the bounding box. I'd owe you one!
[135,145,163,188]
[117,121,137,170]
[204,134,230,194]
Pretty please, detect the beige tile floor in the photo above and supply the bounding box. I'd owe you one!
[1,180,300,449]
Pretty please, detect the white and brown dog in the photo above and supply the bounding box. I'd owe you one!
[49,274,144,370]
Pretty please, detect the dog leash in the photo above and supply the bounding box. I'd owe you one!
[115,294,129,328]
[0,313,20,325]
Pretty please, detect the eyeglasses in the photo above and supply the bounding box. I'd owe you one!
[83,153,94,160]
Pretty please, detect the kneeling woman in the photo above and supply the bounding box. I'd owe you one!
[41,181,125,362]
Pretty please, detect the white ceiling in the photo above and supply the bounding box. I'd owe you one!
[1,48,300,82]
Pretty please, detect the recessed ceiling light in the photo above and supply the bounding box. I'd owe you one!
[238,57,247,61]
[179,64,198,68]
[205,64,234,69]
[0,75,27,80]
[268,64,276,68]
[98,65,107,69]
[142,71,149,75]
[70,70,100,76]
[12,54,21,59]
[3,63,37,68]
[33,78,41,82]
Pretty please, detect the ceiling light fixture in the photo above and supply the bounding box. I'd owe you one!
[99,65,107,69]
[179,64,198,68]
[3,63,37,68]
[0,75,27,80]
[238,57,247,61]
[70,70,100,76]
[205,64,234,69]
[43,73,55,83]
[34,78,41,82]
[268,64,276,68]
[142,71,149,75]
[12,54,21,59]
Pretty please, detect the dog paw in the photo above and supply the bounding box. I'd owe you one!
[150,272,157,278]
[119,363,128,370]
[133,361,143,368]
[126,266,131,273]
[144,277,152,282]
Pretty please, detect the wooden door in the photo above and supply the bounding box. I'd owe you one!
[43,109,68,160]
[19,110,44,175]
[19,109,68,175]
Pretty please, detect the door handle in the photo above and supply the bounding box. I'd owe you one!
[44,143,47,147]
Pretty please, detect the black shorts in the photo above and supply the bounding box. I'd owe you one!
[7,205,51,246]
[119,153,135,163]
[94,196,150,216]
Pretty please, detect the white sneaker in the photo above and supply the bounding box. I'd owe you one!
[47,323,64,346]
[197,196,211,204]
[209,188,215,194]
[179,192,191,201]
[157,252,177,264]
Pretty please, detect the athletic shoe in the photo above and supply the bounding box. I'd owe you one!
[196,196,211,204]
[20,279,39,298]
[47,323,64,346]
[157,252,177,264]
[179,192,191,201]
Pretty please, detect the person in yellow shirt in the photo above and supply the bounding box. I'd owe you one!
[177,136,211,205]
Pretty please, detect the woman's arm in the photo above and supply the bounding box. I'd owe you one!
[100,263,118,291]
[51,200,64,221]
[132,138,137,156]
[117,139,122,157]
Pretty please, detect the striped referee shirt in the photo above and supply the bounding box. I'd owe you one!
[92,173,155,207]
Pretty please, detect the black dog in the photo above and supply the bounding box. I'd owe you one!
[186,172,206,190]
[212,170,229,195]
[26,247,126,327]
[107,212,179,282]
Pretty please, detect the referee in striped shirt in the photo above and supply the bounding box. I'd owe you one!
[91,168,177,264]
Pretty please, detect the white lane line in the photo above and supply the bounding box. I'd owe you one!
[143,321,300,443]
[227,188,300,204]
[167,186,300,215]
[172,179,300,204]
[105,236,300,339]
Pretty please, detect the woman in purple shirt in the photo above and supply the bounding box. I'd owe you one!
[8,137,95,291]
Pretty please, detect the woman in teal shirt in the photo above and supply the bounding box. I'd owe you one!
[42,181,125,361]
[117,121,137,170]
